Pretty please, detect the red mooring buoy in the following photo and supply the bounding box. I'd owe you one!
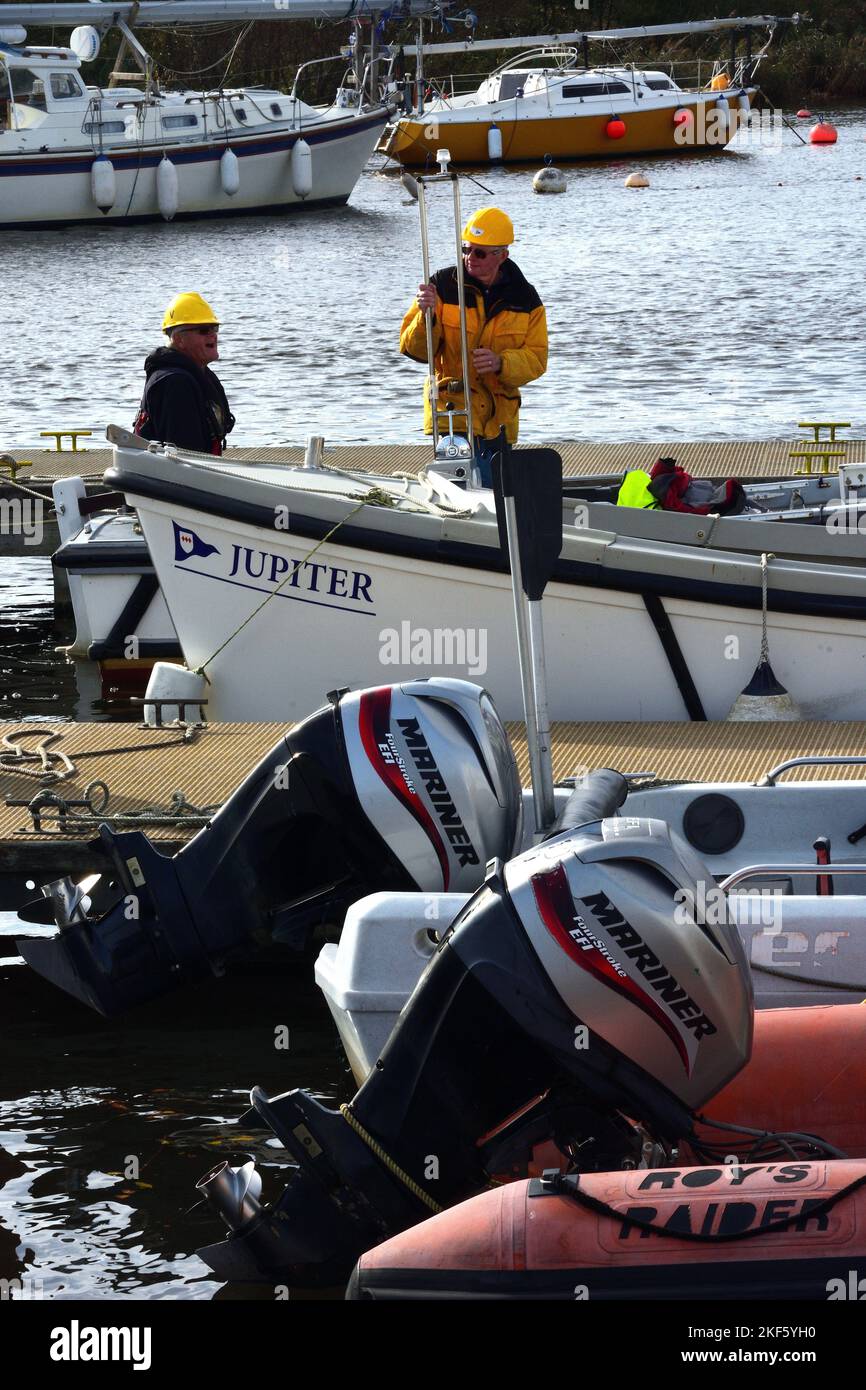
[606,117,627,139]
[797,108,812,118]
[810,120,838,144]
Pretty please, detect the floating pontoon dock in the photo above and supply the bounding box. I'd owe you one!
[3,436,864,558]
[4,717,866,904]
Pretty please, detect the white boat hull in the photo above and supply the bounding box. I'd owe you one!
[128,494,866,724]
[52,477,179,699]
[0,109,386,226]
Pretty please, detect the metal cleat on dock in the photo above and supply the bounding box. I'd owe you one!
[0,453,33,481]
[39,430,93,453]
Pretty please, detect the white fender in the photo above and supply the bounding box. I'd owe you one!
[487,125,503,161]
[157,156,179,222]
[90,156,116,214]
[220,147,240,196]
[739,92,751,113]
[290,138,312,199]
[144,663,207,728]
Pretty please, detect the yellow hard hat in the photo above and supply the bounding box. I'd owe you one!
[162,291,220,334]
[461,207,514,247]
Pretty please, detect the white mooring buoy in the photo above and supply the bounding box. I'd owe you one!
[727,553,804,721]
[624,171,649,188]
[532,165,566,194]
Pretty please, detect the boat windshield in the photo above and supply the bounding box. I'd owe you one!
[9,67,48,109]
[50,70,84,100]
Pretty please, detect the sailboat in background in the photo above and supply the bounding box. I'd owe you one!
[377,14,801,167]
[0,0,437,226]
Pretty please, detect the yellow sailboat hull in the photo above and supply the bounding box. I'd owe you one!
[380,93,757,167]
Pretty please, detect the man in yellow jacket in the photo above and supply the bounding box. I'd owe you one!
[400,206,548,485]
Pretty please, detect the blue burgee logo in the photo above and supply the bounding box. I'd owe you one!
[173,521,220,562]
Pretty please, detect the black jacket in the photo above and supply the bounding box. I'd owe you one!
[136,347,235,454]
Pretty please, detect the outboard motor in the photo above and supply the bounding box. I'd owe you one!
[16,679,522,1015]
[195,818,753,1286]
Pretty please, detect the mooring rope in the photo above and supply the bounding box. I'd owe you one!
[0,470,57,510]
[759,550,774,664]
[0,725,198,785]
[339,1103,443,1213]
[15,785,221,833]
[193,486,401,676]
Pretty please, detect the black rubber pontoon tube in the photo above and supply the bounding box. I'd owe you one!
[544,769,628,840]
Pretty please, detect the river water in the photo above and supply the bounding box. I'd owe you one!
[5,116,866,450]
[3,117,866,1302]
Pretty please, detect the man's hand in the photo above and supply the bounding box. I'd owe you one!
[416,282,437,312]
[473,347,502,375]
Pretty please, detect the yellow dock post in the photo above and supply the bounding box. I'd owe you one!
[790,421,851,475]
[39,430,93,452]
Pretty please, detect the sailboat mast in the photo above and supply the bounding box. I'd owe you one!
[395,15,799,59]
[0,0,445,24]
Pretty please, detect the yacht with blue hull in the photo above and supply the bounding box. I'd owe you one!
[0,0,440,226]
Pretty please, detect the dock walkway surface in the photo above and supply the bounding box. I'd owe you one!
[3,437,861,558]
[5,436,866,488]
[3,717,866,900]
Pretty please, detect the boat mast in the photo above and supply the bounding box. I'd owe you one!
[415,14,424,113]
[0,1,449,23]
[393,14,800,58]
[110,7,156,92]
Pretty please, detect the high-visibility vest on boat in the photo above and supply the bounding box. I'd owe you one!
[616,469,658,508]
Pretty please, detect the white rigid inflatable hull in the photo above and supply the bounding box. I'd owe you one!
[318,771,866,1085]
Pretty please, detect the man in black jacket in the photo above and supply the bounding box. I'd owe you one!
[135,292,235,455]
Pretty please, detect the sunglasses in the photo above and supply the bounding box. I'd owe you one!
[188,325,219,335]
[462,244,503,260]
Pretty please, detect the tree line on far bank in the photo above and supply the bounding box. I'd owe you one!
[6,0,865,104]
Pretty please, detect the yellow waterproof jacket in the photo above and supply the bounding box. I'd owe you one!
[400,260,548,444]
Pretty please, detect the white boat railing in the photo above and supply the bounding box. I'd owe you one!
[758,756,866,788]
[721,864,866,891]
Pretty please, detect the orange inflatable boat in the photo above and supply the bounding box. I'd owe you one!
[695,1002,866,1159]
[348,1160,866,1300]
[351,1004,866,1299]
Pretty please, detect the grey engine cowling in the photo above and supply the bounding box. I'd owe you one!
[194,815,754,1285]
[16,679,522,1015]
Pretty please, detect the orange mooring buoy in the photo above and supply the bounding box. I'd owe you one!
[606,117,627,139]
[810,119,838,144]
[796,108,812,118]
